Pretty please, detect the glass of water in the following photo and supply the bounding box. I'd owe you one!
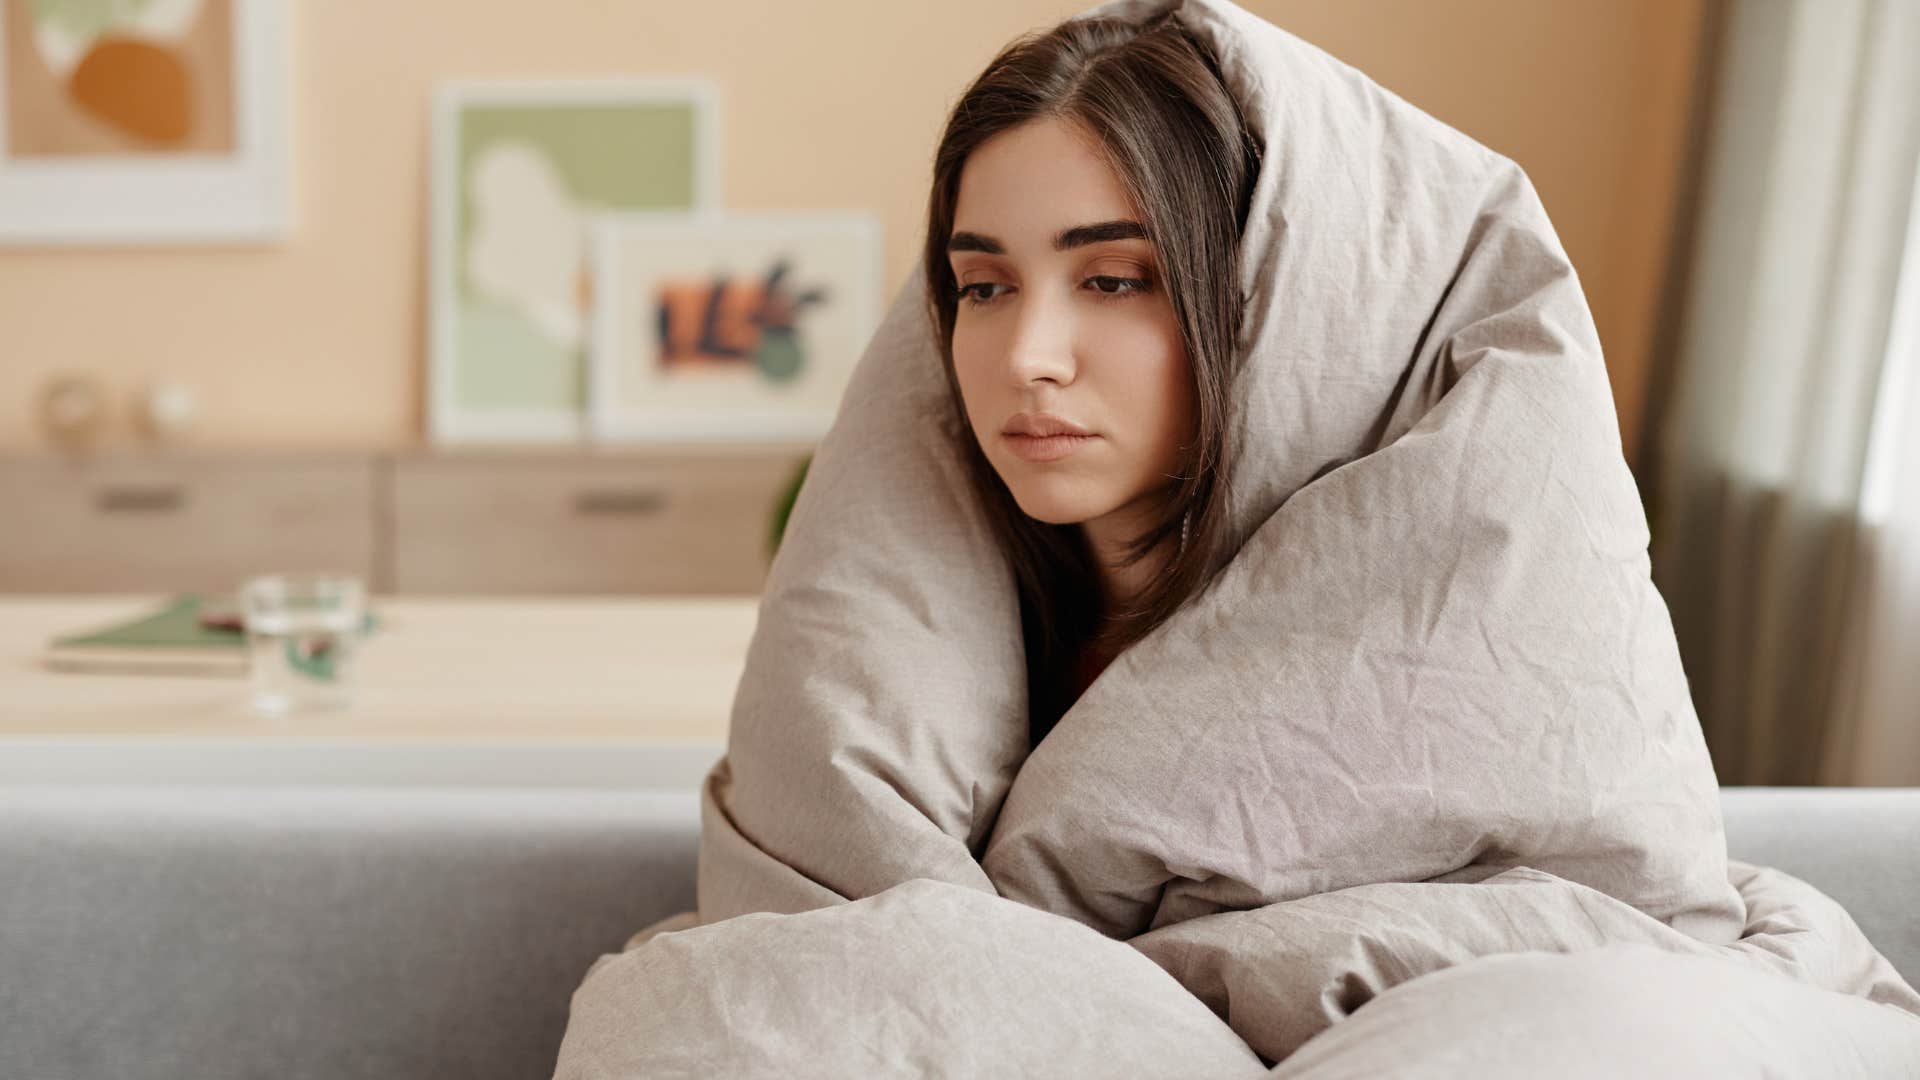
[240,572,366,716]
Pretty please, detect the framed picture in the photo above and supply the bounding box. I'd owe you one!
[0,0,291,244]
[429,79,719,443]
[589,210,882,443]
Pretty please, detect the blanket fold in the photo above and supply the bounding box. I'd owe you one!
[564,861,1920,1076]
[556,0,1920,1073]
[1129,859,1920,1063]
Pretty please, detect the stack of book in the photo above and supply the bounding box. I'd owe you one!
[42,595,375,677]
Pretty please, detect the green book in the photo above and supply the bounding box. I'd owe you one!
[42,595,375,677]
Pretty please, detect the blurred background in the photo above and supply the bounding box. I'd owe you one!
[1,0,1916,786]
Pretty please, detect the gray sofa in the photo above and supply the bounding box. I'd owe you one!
[2,785,1914,1080]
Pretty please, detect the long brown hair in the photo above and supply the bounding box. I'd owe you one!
[922,9,1261,744]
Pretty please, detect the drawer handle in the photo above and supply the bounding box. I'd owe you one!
[574,489,668,516]
[95,485,187,513]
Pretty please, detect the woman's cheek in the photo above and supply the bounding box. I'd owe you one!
[1106,315,1192,474]
[950,347,994,439]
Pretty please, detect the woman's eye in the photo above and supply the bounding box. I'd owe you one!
[957,282,1009,306]
[957,276,1147,306]
[1085,275,1149,298]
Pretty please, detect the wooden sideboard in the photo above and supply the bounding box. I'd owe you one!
[0,445,810,595]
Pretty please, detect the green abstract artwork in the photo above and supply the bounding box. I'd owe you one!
[450,95,703,414]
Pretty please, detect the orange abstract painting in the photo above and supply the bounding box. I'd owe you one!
[3,0,235,157]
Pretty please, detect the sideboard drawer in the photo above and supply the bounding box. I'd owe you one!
[0,457,378,593]
[389,453,802,594]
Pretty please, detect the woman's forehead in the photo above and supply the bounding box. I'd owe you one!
[951,117,1143,255]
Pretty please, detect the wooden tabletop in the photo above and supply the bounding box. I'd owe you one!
[0,594,758,740]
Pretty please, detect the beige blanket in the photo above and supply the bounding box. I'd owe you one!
[555,0,1920,1073]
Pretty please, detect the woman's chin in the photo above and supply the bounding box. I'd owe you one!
[1006,485,1108,527]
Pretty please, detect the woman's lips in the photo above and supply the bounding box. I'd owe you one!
[1004,432,1100,462]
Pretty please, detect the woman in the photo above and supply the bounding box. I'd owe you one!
[557,2,1920,1074]
[922,9,1259,746]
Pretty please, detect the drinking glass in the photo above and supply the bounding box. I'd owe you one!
[240,572,365,716]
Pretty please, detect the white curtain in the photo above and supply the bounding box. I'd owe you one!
[1651,0,1920,785]
[1825,160,1920,786]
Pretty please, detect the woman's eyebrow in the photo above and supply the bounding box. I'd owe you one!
[948,219,1148,256]
[1054,219,1147,249]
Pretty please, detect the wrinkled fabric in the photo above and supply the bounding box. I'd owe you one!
[1133,860,1920,1064]
[561,879,1268,1078]
[555,0,1920,1074]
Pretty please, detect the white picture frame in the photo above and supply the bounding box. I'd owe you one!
[428,78,720,444]
[0,0,292,245]
[588,209,882,443]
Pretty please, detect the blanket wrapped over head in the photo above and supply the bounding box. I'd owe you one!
[555,0,1920,1073]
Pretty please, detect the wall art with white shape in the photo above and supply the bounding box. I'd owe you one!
[429,79,718,442]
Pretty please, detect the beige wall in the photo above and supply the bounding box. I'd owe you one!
[0,0,1706,468]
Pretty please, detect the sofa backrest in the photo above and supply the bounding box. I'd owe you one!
[0,784,1910,1080]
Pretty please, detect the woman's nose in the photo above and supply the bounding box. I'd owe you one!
[1004,292,1077,386]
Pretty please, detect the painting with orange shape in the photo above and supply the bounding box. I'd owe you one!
[2,0,235,156]
[70,39,192,143]
[656,281,773,371]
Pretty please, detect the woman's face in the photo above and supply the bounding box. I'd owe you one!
[947,116,1195,531]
